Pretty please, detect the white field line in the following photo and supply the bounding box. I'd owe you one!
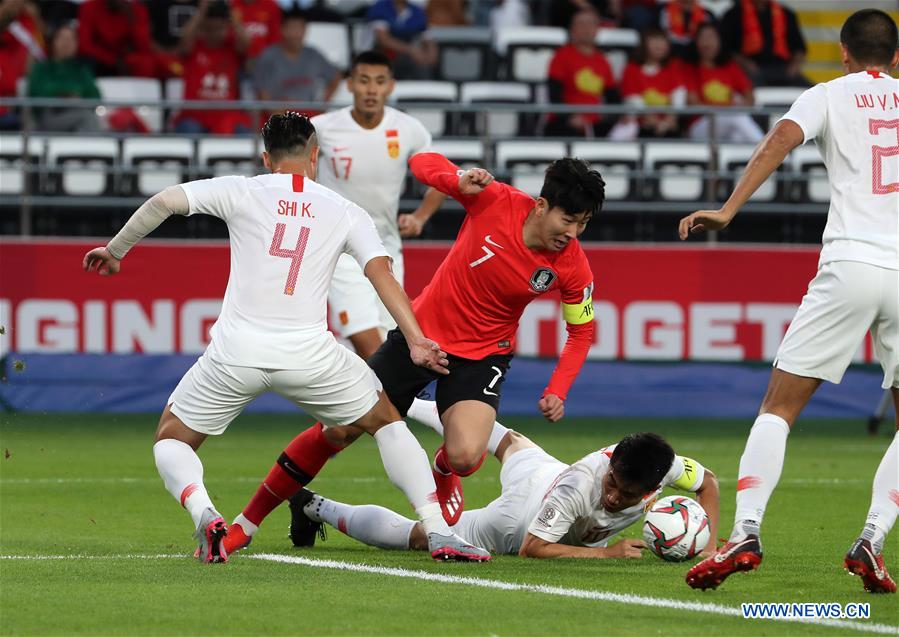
[251,553,899,636]
[1,552,895,635]
[0,476,868,486]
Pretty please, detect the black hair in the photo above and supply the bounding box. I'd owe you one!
[539,158,605,218]
[206,1,230,19]
[262,111,317,160]
[281,4,308,23]
[840,9,898,67]
[350,50,393,75]
[609,433,675,493]
[687,22,730,67]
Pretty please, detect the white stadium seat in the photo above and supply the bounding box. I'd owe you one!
[643,142,711,201]
[122,138,193,196]
[428,27,492,82]
[0,134,43,195]
[495,140,567,196]
[305,23,351,71]
[571,141,640,201]
[97,77,163,133]
[791,144,829,203]
[46,136,118,196]
[198,137,258,177]
[493,26,566,84]
[717,143,781,202]
[429,139,485,168]
[460,82,530,138]
[754,86,805,129]
[392,81,457,138]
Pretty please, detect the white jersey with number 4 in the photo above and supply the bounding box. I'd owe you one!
[180,173,388,368]
[780,71,899,270]
[311,106,432,258]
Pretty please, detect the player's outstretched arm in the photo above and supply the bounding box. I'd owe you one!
[409,153,495,202]
[678,119,805,240]
[83,185,189,276]
[519,533,644,559]
[364,256,449,376]
[693,469,720,558]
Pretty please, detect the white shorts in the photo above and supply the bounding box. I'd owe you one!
[775,261,898,388]
[329,249,404,339]
[453,447,566,555]
[168,342,382,436]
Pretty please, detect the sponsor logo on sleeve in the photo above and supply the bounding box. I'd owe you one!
[536,505,557,528]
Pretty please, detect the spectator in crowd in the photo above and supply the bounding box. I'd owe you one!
[488,0,530,30]
[27,23,101,132]
[546,8,618,137]
[39,1,79,27]
[656,0,714,59]
[721,0,809,87]
[174,0,251,134]
[614,27,686,139]
[78,0,179,78]
[686,22,763,143]
[367,0,437,79]
[619,0,658,32]
[0,0,44,130]
[146,0,198,55]
[426,0,467,27]
[550,0,621,29]
[232,0,281,60]
[251,7,342,115]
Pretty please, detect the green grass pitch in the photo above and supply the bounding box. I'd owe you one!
[1,413,897,636]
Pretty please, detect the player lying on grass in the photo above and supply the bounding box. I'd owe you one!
[222,155,606,556]
[83,112,490,563]
[679,9,899,593]
[286,400,720,559]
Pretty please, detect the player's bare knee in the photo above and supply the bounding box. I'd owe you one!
[409,523,428,551]
[322,424,364,448]
[353,391,401,434]
[154,405,205,449]
[447,447,485,476]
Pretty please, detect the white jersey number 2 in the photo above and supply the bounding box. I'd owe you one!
[870,118,899,195]
[269,223,311,296]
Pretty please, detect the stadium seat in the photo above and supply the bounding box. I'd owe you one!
[717,143,784,202]
[351,22,375,56]
[0,134,43,196]
[494,140,567,196]
[754,87,805,129]
[791,144,829,203]
[305,23,351,71]
[392,81,457,138]
[429,27,493,82]
[46,136,118,196]
[643,142,711,201]
[97,77,163,133]
[429,139,485,168]
[121,138,193,197]
[324,0,374,13]
[460,82,531,138]
[570,141,640,201]
[197,137,259,177]
[493,26,566,84]
[596,29,639,82]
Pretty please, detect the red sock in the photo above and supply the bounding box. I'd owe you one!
[434,445,487,477]
[242,422,342,527]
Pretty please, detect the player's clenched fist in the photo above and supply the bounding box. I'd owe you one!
[83,247,121,276]
[538,393,564,422]
[407,335,450,375]
[458,167,494,195]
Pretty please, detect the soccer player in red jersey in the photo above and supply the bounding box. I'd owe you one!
[223,152,604,556]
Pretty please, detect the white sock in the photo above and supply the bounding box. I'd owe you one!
[859,430,899,555]
[408,397,510,455]
[233,513,258,537]
[153,439,216,528]
[373,421,450,536]
[731,413,791,540]
[305,495,415,550]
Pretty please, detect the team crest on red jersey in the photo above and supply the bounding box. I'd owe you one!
[386,129,400,159]
[529,267,557,292]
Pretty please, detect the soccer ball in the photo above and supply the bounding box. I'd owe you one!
[643,495,710,562]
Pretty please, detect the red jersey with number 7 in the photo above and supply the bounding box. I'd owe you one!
[409,153,596,363]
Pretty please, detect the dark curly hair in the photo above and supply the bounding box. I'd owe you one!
[539,158,605,219]
[262,111,317,161]
[841,9,898,67]
[610,433,675,492]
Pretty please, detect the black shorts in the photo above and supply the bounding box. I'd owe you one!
[368,328,513,417]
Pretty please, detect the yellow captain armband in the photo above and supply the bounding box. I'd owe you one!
[561,296,594,325]
[672,456,704,491]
